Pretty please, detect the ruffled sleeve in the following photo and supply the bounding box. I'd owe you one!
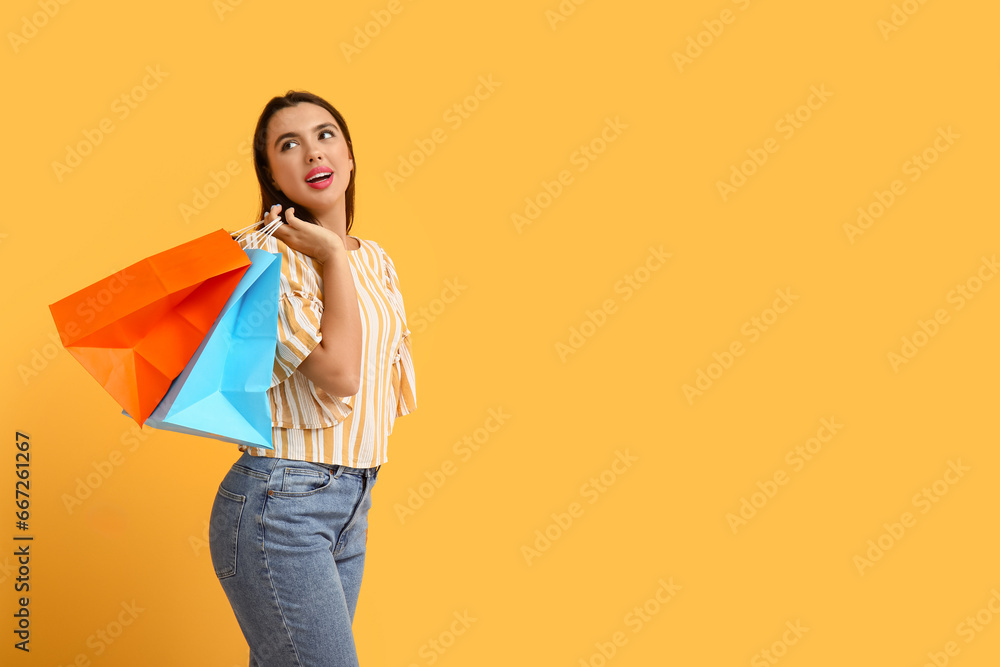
[269,239,324,387]
[383,247,417,417]
[265,239,350,424]
[271,288,323,387]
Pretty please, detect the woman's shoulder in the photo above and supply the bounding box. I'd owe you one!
[362,237,402,262]
[357,236,392,266]
[355,237,403,288]
[357,235,381,252]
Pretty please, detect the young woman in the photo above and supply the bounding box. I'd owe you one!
[208,90,417,666]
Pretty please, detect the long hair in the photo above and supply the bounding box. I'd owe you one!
[251,90,356,232]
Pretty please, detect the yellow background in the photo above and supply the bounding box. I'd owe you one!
[2,0,998,665]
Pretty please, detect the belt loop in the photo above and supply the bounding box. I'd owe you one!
[332,465,344,479]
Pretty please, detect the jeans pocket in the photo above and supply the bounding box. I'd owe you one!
[209,485,246,579]
[271,466,332,497]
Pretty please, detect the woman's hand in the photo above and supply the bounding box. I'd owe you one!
[269,204,346,264]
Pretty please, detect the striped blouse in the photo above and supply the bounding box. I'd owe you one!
[237,232,416,468]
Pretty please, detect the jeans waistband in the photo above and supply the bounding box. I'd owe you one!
[312,460,380,479]
[238,451,380,479]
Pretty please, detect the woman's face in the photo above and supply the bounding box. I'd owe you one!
[264,102,353,221]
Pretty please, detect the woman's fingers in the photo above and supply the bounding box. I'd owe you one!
[268,204,288,242]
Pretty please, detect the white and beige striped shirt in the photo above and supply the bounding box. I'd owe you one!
[237,232,416,468]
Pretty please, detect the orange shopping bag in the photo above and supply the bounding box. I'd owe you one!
[48,229,252,426]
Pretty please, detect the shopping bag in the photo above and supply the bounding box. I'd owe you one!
[48,229,252,426]
[137,248,281,449]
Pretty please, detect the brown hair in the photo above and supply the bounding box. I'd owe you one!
[251,90,356,232]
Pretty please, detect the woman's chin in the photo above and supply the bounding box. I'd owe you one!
[294,193,346,220]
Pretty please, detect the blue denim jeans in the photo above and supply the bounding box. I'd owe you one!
[209,451,380,667]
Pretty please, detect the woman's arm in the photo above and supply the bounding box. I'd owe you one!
[269,205,363,397]
[297,248,362,396]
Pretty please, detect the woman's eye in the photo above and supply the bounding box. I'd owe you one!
[280,131,332,151]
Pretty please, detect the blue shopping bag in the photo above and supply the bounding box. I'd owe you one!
[132,248,281,449]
